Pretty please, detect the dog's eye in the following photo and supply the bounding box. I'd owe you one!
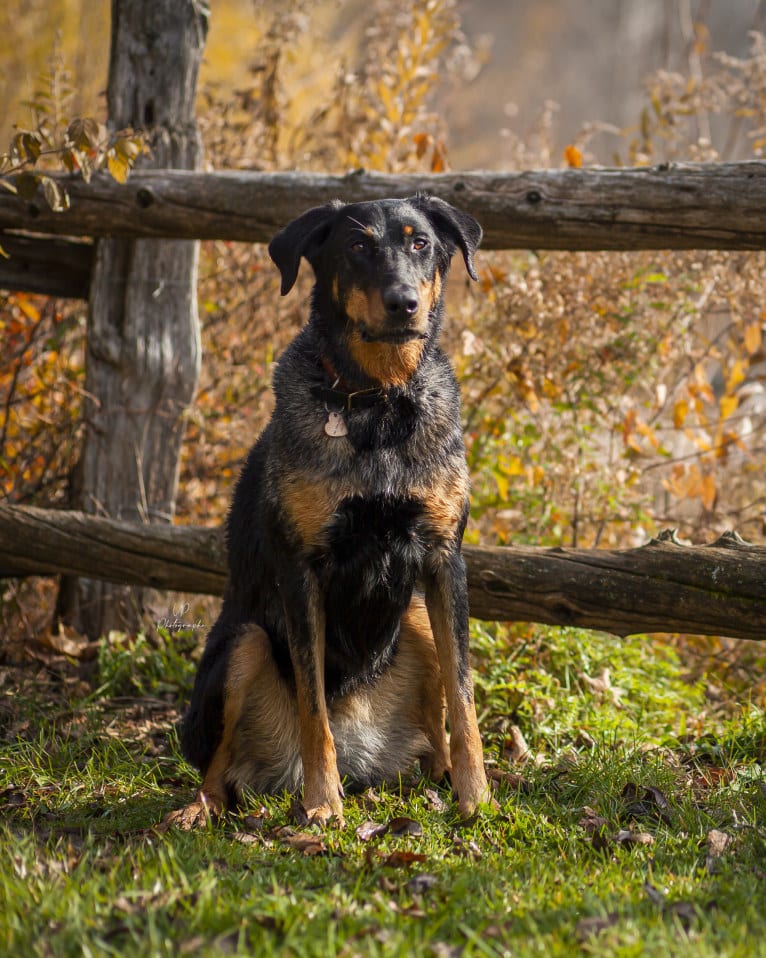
[412,238,429,252]
[349,240,367,254]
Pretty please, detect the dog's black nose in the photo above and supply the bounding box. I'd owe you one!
[382,286,419,317]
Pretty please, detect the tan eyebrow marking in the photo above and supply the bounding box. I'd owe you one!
[403,224,414,236]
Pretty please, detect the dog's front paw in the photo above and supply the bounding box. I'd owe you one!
[161,790,225,830]
[452,761,492,819]
[302,777,345,828]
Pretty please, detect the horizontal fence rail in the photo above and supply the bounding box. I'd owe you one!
[2,163,766,255]
[1,506,764,641]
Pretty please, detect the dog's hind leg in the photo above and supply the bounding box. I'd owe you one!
[399,596,451,780]
[165,623,276,829]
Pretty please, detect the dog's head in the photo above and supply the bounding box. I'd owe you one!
[269,195,482,386]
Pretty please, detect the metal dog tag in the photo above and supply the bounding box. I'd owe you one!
[324,411,348,437]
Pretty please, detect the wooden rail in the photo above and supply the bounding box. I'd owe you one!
[1,506,764,641]
[2,163,766,256]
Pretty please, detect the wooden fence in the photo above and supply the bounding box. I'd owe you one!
[2,162,766,640]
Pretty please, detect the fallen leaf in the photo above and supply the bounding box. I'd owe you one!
[451,836,482,859]
[406,873,438,894]
[288,799,310,826]
[232,831,260,846]
[705,828,732,873]
[388,816,423,837]
[424,788,448,813]
[242,810,268,832]
[382,850,428,868]
[578,806,609,833]
[430,943,463,958]
[582,668,625,707]
[504,725,530,764]
[37,624,95,659]
[356,820,389,842]
[160,798,221,831]
[360,788,382,809]
[614,828,654,848]
[275,828,328,857]
[620,782,672,826]
[575,912,620,940]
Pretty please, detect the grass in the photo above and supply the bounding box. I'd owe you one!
[1,623,765,957]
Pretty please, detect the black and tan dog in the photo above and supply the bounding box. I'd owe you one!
[173,194,490,827]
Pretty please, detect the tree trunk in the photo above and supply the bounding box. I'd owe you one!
[58,0,208,638]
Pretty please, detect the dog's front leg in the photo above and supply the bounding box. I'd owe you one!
[283,571,344,826]
[424,550,490,818]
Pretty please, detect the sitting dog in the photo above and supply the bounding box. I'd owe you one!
[174,194,490,827]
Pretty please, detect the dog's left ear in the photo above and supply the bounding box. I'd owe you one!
[269,200,344,295]
[410,194,482,280]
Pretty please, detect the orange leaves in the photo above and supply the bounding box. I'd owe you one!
[663,464,717,511]
[0,293,83,502]
[563,143,583,168]
[672,398,689,429]
[412,132,448,172]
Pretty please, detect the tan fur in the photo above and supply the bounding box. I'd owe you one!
[188,597,449,824]
[415,467,469,543]
[342,277,443,386]
[279,476,338,548]
[424,579,490,818]
[347,333,425,387]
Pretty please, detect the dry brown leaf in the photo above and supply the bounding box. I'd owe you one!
[579,806,609,834]
[582,668,625,707]
[423,787,448,813]
[232,831,260,846]
[356,820,389,842]
[451,836,482,859]
[621,782,672,826]
[382,850,428,868]
[273,826,328,856]
[159,798,220,832]
[705,828,732,873]
[504,725,531,764]
[406,873,438,895]
[388,816,423,837]
[36,624,95,659]
[614,828,654,848]
[575,912,620,941]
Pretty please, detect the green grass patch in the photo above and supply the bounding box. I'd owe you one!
[1,624,765,957]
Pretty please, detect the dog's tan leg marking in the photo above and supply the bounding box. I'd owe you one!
[399,597,450,778]
[287,584,345,826]
[425,575,490,818]
[165,627,268,830]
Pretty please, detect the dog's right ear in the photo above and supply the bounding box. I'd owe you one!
[268,201,344,296]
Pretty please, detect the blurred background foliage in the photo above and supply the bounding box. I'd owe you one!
[0,0,765,647]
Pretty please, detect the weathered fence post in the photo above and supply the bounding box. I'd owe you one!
[58,0,208,637]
